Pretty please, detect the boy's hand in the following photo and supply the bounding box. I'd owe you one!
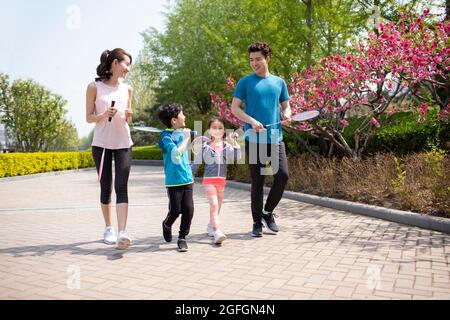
[182,128,191,139]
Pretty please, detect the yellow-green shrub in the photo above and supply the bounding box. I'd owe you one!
[0,152,95,178]
[132,146,163,160]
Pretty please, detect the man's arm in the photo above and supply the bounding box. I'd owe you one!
[280,100,292,125]
[231,97,265,132]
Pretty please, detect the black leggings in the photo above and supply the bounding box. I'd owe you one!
[245,141,289,223]
[164,184,194,239]
[92,146,132,204]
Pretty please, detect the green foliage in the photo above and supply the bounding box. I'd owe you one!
[136,0,377,119]
[367,111,450,154]
[0,73,79,152]
[0,152,94,178]
[132,146,162,160]
[425,148,449,202]
[78,129,94,151]
[282,109,449,157]
[390,156,407,195]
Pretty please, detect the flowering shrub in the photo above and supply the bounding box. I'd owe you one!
[212,10,449,158]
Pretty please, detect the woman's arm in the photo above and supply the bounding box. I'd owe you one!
[126,86,133,124]
[86,83,108,123]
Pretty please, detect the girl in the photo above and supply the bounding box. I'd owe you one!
[192,118,241,244]
[86,48,134,250]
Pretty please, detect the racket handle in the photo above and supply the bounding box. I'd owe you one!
[108,100,115,122]
[176,129,197,135]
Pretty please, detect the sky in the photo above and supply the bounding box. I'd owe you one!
[0,0,169,138]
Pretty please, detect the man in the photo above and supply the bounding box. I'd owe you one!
[231,42,292,237]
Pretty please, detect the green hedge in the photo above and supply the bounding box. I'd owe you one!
[132,145,163,160]
[284,110,449,156]
[0,152,95,178]
[0,146,163,178]
[368,117,449,154]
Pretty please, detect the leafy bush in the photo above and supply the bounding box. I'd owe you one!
[0,152,94,178]
[132,146,163,160]
[282,110,449,156]
[367,110,449,154]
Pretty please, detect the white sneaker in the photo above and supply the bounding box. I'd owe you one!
[213,229,226,244]
[207,224,214,237]
[103,227,117,245]
[116,230,131,250]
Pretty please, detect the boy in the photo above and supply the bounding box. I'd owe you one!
[158,103,194,252]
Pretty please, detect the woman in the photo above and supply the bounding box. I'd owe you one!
[86,48,134,250]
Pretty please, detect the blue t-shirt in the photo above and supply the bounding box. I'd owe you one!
[233,73,289,144]
[159,129,194,187]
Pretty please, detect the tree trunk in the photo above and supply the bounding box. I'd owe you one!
[447,0,449,21]
[304,0,313,69]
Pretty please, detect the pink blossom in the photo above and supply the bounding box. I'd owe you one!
[420,103,428,115]
[370,117,381,128]
[387,108,397,117]
[340,119,349,127]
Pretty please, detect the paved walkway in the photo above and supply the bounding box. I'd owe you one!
[0,166,449,300]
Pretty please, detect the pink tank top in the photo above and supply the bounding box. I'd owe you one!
[91,81,133,149]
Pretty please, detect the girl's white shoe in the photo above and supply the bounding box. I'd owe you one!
[213,229,226,244]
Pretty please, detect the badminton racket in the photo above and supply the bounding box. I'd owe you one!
[191,135,212,154]
[264,110,320,128]
[132,126,197,135]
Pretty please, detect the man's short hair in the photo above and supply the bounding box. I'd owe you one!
[248,42,271,58]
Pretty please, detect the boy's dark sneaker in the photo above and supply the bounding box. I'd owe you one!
[162,221,172,242]
[177,238,188,252]
[252,223,263,237]
[262,210,279,233]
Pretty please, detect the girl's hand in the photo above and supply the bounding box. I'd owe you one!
[226,132,239,146]
[125,109,133,117]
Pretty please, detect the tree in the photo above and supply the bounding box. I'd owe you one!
[213,10,449,158]
[0,73,79,152]
[78,129,94,151]
[137,0,376,117]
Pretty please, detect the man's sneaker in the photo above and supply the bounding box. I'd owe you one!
[116,230,131,250]
[213,229,227,244]
[252,223,263,237]
[162,221,172,242]
[177,238,188,252]
[206,224,214,237]
[103,226,117,245]
[262,210,279,233]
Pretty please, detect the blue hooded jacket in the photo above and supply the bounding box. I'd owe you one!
[159,129,193,187]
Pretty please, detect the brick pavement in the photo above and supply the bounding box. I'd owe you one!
[0,166,449,300]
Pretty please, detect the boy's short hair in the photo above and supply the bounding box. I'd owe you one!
[157,103,183,128]
[248,42,271,58]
